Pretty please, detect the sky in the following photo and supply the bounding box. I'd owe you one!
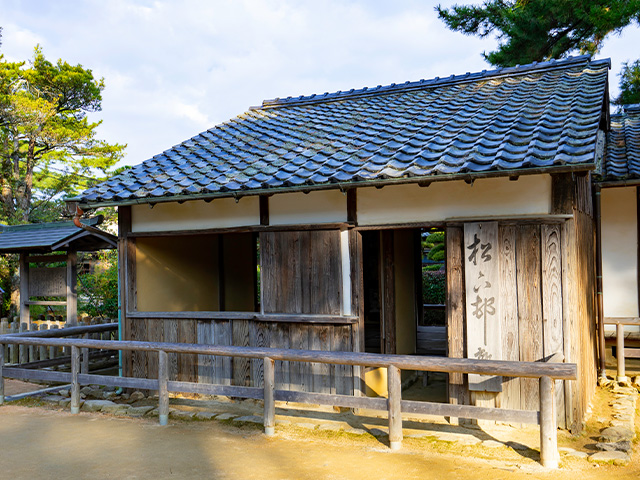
[2,0,640,169]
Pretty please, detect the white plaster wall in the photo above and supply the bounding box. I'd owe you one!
[357,175,551,225]
[601,187,639,318]
[131,197,260,233]
[269,190,347,225]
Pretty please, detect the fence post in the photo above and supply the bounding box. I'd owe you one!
[70,345,80,414]
[10,321,18,364]
[39,323,48,360]
[616,323,627,382]
[81,333,89,374]
[387,365,402,450]
[158,350,169,426]
[29,323,38,362]
[0,344,4,404]
[539,375,558,469]
[264,357,275,436]
[19,322,27,364]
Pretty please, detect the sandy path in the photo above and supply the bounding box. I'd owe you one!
[0,404,638,480]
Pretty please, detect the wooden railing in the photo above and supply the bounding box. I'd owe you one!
[604,317,640,382]
[1,322,118,371]
[0,336,576,469]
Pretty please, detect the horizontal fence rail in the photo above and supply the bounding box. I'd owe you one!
[0,335,576,469]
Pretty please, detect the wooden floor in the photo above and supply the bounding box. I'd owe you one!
[416,326,447,356]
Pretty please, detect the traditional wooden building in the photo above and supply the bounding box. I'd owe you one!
[69,55,610,431]
[595,104,640,373]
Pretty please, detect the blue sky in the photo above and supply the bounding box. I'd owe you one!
[2,0,639,168]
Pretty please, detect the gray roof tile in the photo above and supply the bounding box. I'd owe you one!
[72,56,609,207]
[601,105,640,180]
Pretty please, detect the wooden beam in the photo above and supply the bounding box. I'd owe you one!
[127,222,351,238]
[19,254,30,327]
[66,251,77,326]
[551,173,575,214]
[119,205,133,376]
[26,254,68,264]
[347,189,357,224]
[259,195,269,226]
[24,300,67,306]
[126,311,359,324]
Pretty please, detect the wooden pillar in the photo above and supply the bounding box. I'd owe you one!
[0,344,4,404]
[66,251,77,326]
[158,350,169,426]
[616,323,627,382]
[263,357,275,436]
[539,376,559,469]
[19,253,30,328]
[70,345,80,414]
[387,364,402,450]
[119,206,133,376]
[380,230,395,354]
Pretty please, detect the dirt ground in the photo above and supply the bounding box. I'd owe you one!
[0,400,637,480]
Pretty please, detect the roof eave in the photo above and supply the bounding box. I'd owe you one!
[74,163,596,210]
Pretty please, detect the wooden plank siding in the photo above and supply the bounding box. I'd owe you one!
[446,179,596,431]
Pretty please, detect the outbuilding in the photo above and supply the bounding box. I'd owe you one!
[69,55,610,432]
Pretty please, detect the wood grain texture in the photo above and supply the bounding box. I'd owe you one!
[381,230,395,354]
[311,325,332,393]
[163,319,178,380]
[177,319,197,383]
[250,322,269,388]
[497,225,521,413]
[197,320,214,384]
[517,225,543,411]
[232,319,251,386]
[290,324,310,392]
[214,320,232,385]
[333,325,353,395]
[541,224,566,428]
[446,226,469,407]
[270,322,290,390]
[131,319,147,382]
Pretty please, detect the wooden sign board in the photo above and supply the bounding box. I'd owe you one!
[29,267,67,297]
[464,222,502,392]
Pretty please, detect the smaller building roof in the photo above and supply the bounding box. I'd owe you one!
[600,104,640,181]
[0,217,117,254]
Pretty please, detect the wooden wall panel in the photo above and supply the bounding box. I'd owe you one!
[232,319,251,386]
[213,320,232,385]
[197,321,214,384]
[250,321,269,388]
[446,226,469,407]
[541,224,566,428]
[334,325,353,395]
[177,319,197,383]
[163,320,179,380]
[516,225,543,411]
[496,225,520,412]
[260,230,341,315]
[131,318,147,381]
[270,322,290,390]
[311,325,332,393]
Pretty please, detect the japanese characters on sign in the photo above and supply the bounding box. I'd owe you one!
[464,222,502,392]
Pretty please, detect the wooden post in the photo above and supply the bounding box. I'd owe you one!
[81,333,90,374]
[0,344,4,404]
[70,345,80,414]
[19,322,27,364]
[264,357,275,436]
[158,350,169,426]
[66,251,78,326]
[539,376,558,469]
[616,323,627,382]
[387,364,402,450]
[19,253,30,328]
[28,323,38,362]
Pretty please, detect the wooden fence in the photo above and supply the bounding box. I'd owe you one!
[0,319,117,369]
[604,317,640,382]
[0,334,576,469]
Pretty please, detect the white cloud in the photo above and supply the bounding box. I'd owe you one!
[2,0,633,167]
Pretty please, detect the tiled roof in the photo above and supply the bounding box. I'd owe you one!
[0,218,117,253]
[600,105,640,180]
[72,55,610,207]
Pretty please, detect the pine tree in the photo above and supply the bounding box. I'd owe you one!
[613,60,640,108]
[436,1,640,67]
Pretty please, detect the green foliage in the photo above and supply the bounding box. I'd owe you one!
[427,243,445,262]
[0,46,125,224]
[422,268,446,304]
[78,250,118,318]
[436,1,640,67]
[613,60,640,108]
